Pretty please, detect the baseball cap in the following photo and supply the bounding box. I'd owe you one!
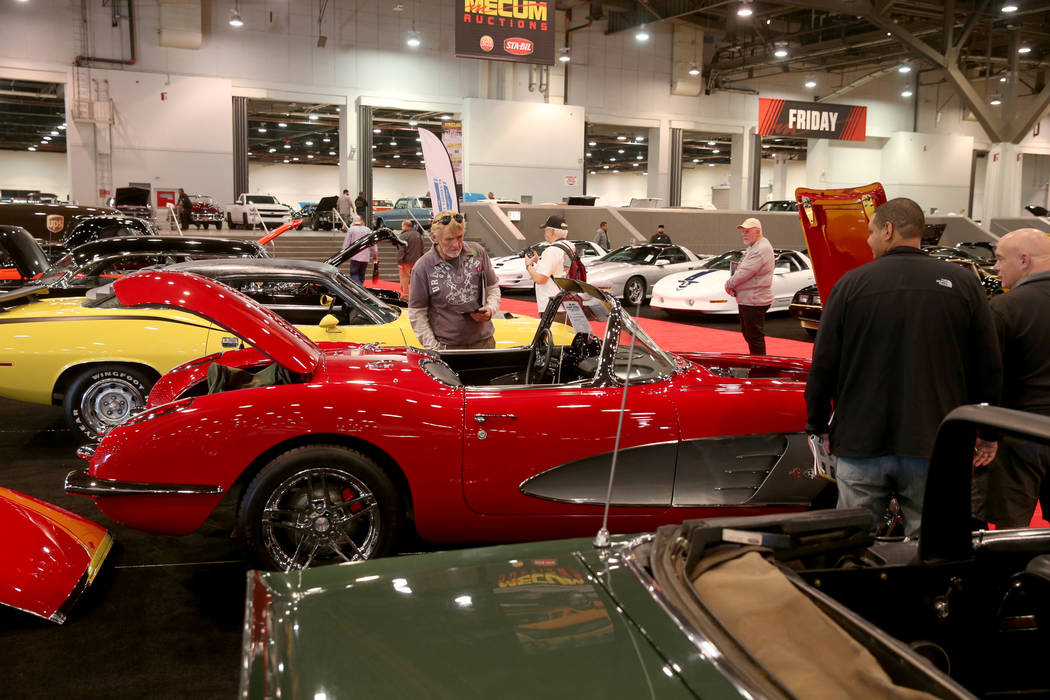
[737,217,762,230]
[539,215,568,230]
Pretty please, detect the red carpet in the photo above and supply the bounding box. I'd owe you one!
[365,280,815,359]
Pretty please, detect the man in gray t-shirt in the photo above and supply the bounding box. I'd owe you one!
[397,220,426,299]
[408,211,500,350]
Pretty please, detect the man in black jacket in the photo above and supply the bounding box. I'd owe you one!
[974,228,1050,528]
[805,197,1001,537]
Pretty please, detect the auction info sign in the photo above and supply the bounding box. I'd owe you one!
[456,1,555,66]
[758,98,867,141]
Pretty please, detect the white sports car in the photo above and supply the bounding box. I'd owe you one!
[650,248,815,314]
[492,240,607,289]
[586,244,708,305]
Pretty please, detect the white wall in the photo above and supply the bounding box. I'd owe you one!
[462,98,584,203]
[758,159,807,200]
[587,172,648,206]
[373,167,428,203]
[0,151,69,197]
[248,162,338,209]
[880,132,974,215]
[1022,153,1050,210]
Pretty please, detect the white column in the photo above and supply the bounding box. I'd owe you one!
[729,130,754,210]
[983,142,1023,221]
[771,155,789,200]
[340,95,357,194]
[646,121,671,204]
[805,139,830,188]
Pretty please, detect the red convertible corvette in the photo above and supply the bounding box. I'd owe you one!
[66,271,826,570]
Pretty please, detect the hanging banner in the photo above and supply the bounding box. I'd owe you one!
[442,120,463,182]
[456,1,555,65]
[419,128,459,214]
[758,98,867,141]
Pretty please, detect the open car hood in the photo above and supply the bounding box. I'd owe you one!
[796,182,886,303]
[111,270,322,374]
[325,227,406,268]
[113,187,150,207]
[0,225,50,278]
[256,219,304,246]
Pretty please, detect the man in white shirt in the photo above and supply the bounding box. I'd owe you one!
[725,217,774,354]
[524,215,570,316]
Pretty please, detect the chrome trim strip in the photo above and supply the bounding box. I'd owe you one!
[64,468,224,496]
[76,444,96,460]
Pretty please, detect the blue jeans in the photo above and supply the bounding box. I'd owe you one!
[836,455,930,538]
[347,260,368,286]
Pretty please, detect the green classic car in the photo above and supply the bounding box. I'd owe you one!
[242,404,1050,698]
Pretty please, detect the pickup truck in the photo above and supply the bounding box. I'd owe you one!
[373,196,433,230]
[225,194,292,230]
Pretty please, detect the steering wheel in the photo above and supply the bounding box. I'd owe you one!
[525,327,553,384]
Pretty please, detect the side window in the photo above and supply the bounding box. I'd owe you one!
[658,247,687,264]
[775,254,801,273]
[395,198,409,209]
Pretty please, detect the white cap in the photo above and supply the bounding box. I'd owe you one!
[737,217,762,230]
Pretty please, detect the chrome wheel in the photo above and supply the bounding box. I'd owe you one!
[261,466,381,571]
[66,365,152,440]
[624,277,646,306]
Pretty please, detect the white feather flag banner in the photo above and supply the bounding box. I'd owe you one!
[418,128,459,214]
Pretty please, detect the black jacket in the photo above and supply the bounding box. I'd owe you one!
[989,271,1050,415]
[805,246,1001,458]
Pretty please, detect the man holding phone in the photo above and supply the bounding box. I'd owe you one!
[409,210,500,350]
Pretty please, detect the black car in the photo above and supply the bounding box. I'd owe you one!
[0,225,52,286]
[0,202,120,244]
[45,215,157,261]
[108,186,152,221]
[33,236,268,296]
[303,195,347,231]
[757,200,798,212]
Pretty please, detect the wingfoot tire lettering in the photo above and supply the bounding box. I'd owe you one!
[65,365,152,441]
[238,445,402,571]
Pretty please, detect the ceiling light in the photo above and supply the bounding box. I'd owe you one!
[898,63,911,73]
[707,140,716,145]
[737,3,753,17]
[385,164,391,168]
[440,114,451,119]
[613,169,619,173]
[616,135,627,141]
[609,157,616,161]
[408,120,418,126]
[636,25,649,42]
[258,127,266,133]
[228,7,244,27]
[292,157,299,161]
[688,62,700,76]
[305,140,313,146]
[1000,75,1008,82]
[636,155,643,160]
[588,141,596,146]
[643,171,648,175]
[372,145,376,149]
[773,48,788,58]
[901,89,913,97]
[603,165,609,169]
[1018,46,1032,54]
[1002,3,1019,12]
[389,140,397,146]
[50,130,58,136]
[586,152,592,157]
[804,78,817,88]
[322,137,330,142]
[692,158,699,163]
[991,96,1002,105]
[329,150,336,155]
[58,124,66,130]
[393,154,400,158]
[42,136,51,141]
[308,114,319,121]
[27,146,36,151]
[708,163,715,167]
[406,31,421,48]
[268,148,276,153]
[39,140,47,144]
[373,128,381,133]
[590,170,596,174]
[307,154,314,158]
[633,163,639,167]
[283,159,290,163]
[617,149,624,154]
[558,47,571,63]
[415,137,421,141]
[415,151,422,155]
[371,157,376,161]
[278,122,287,127]
[712,149,720,153]
[283,144,291,149]
[635,136,644,141]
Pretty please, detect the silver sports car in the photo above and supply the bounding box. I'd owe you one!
[586,243,708,305]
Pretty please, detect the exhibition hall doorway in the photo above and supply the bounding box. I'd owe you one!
[583,122,650,205]
[0,78,69,203]
[366,107,450,208]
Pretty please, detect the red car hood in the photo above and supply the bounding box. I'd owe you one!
[795,182,886,302]
[112,270,322,375]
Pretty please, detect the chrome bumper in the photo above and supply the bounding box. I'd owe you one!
[64,468,224,497]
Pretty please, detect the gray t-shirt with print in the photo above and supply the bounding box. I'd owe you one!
[409,242,498,346]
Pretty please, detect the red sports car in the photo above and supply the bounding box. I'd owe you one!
[66,271,826,570]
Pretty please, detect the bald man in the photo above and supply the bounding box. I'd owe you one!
[974,228,1050,528]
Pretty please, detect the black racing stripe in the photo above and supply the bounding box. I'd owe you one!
[0,314,213,330]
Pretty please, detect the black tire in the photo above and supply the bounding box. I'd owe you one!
[238,444,403,571]
[227,213,236,230]
[201,222,209,230]
[215,221,223,230]
[374,217,384,229]
[64,364,153,441]
[623,276,647,306]
[805,328,818,339]
[242,213,250,229]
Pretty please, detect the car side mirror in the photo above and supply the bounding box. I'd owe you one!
[319,314,341,332]
[320,294,334,307]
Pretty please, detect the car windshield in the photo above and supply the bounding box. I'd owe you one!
[36,255,76,285]
[328,271,400,324]
[598,245,663,265]
[700,250,744,270]
[246,195,278,204]
[191,196,215,206]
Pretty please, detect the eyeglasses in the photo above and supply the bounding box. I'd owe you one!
[436,213,464,225]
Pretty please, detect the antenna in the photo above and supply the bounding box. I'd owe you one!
[593,301,641,548]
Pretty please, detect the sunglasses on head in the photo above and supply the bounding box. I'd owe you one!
[436,213,464,225]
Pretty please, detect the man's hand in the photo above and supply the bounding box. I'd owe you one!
[816,433,832,456]
[724,282,737,297]
[973,438,997,468]
[525,252,539,266]
[469,306,493,323]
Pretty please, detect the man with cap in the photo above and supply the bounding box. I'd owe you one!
[525,214,571,315]
[725,217,774,354]
[650,224,671,244]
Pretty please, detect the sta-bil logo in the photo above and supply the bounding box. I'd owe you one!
[504,37,534,55]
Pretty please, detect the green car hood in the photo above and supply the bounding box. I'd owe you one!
[241,538,746,699]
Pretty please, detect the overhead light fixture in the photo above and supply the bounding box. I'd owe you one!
[283,144,291,149]
[50,130,58,136]
[773,47,788,58]
[991,96,1002,105]
[688,62,700,76]
[1002,3,1019,12]
[558,47,571,63]
[707,140,716,145]
[373,128,381,133]
[804,78,817,88]
[268,148,276,153]
[588,141,596,146]
[1018,45,1032,54]
[292,157,299,161]
[329,151,336,155]
[692,158,699,163]
[283,159,290,163]
[307,154,314,158]
[635,136,644,141]
[228,6,244,28]
[415,151,422,155]
[1000,74,1009,82]
[278,122,287,128]
[633,163,639,167]
[406,31,421,48]
[901,88,913,97]
[27,146,36,151]
[258,127,266,133]
[609,157,616,161]
[898,63,912,73]
[635,25,649,42]
[58,124,66,130]
[322,137,330,142]
[408,120,418,126]
[308,114,319,121]
[636,155,643,160]
[590,170,596,175]
[708,163,715,167]
[616,135,627,141]
[371,157,376,162]
[617,149,625,154]
[603,165,609,169]
[440,114,451,119]
[586,152,592,157]
[389,140,397,146]
[712,149,720,154]
[317,35,327,48]
[737,3,753,17]
[393,154,400,159]
[42,136,51,141]
[385,164,391,168]
[305,140,314,146]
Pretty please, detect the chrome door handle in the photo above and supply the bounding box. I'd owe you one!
[474,413,517,423]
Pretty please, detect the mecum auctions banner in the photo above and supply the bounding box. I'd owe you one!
[456,1,555,66]
[758,98,867,141]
